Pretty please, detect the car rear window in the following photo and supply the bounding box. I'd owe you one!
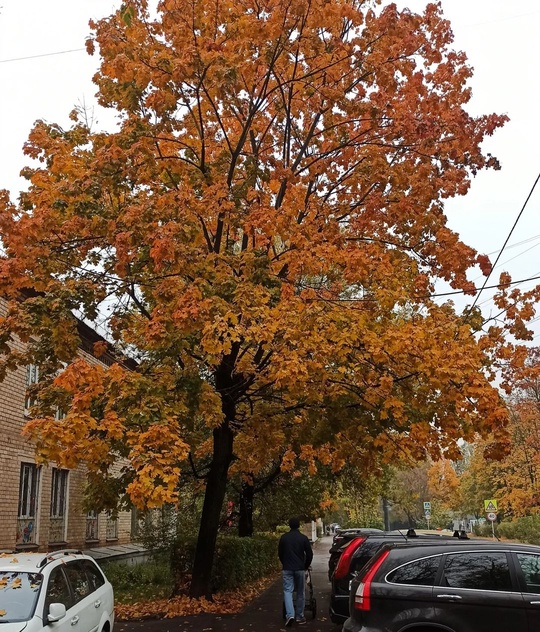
[351,542,383,573]
[387,555,440,586]
[516,553,540,593]
[442,551,512,591]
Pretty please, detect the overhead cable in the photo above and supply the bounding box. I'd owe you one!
[0,48,86,64]
[468,172,540,312]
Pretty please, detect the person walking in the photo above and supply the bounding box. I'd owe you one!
[278,517,313,626]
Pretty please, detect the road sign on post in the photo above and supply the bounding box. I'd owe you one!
[484,499,498,513]
[423,501,431,511]
[486,511,498,538]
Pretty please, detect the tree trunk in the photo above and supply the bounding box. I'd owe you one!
[189,353,242,599]
[189,423,234,598]
[238,480,254,537]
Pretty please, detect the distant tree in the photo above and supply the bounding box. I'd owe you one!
[456,349,540,520]
[458,437,503,519]
[495,348,540,516]
[388,463,430,528]
[332,464,386,528]
[428,458,460,513]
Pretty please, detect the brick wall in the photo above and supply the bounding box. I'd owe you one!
[0,298,134,551]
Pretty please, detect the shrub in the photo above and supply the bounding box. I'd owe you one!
[170,533,281,592]
[497,515,540,545]
[104,557,173,603]
[472,522,496,538]
[472,515,540,544]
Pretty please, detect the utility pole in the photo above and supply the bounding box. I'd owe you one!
[382,497,390,531]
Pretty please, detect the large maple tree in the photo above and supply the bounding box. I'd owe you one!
[0,0,513,596]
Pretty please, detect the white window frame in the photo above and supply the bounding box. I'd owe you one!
[49,468,69,543]
[106,513,118,541]
[17,462,40,545]
[50,468,68,518]
[86,510,99,542]
[24,364,39,414]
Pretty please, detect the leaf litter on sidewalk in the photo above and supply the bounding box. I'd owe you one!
[115,574,279,620]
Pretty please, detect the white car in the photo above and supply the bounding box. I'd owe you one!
[0,551,114,632]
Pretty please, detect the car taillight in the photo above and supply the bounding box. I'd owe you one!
[333,537,366,580]
[354,549,390,611]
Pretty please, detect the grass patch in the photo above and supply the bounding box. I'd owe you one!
[104,558,173,604]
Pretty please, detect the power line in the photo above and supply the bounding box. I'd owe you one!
[0,48,86,64]
[429,273,540,300]
[317,272,540,302]
[472,242,540,284]
[468,172,540,312]
[486,233,540,257]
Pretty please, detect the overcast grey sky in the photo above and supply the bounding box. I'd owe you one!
[1,0,539,331]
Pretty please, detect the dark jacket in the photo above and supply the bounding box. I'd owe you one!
[278,528,313,571]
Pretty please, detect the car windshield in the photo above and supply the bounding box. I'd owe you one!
[0,571,43,623]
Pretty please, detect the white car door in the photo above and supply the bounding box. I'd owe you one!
[63,562,100,632]
[81,560,113,627]
[43,565,76,632]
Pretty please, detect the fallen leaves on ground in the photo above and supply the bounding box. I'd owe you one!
[115,574,278,620]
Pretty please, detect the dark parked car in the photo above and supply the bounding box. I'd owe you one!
[328,528,385,580]
[329,530,465,623]
[332,527,384,547]
[343,540,540,632]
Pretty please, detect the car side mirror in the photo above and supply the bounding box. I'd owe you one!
[47,603,67,623]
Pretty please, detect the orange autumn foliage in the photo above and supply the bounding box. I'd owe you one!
[427,458,460,512]
[0,0,519,596]
[460,348,540,518]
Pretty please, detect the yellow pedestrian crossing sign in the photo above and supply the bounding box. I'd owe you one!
[484,499,498,512]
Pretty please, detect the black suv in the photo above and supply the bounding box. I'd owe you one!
[328,528,384,581]
[343,540,540,632]
[329,530,464,623]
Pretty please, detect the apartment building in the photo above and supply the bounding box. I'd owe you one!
[0,298,134,551]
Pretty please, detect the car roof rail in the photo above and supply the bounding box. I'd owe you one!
[38,550,84,568]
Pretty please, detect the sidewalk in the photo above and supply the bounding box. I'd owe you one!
[116,536,339,632]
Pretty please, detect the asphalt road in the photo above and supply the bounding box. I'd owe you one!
[116,535,339,632]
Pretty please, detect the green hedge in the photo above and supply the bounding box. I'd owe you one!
[472,522,497,538]
[171,533,281,592]
[103,557,173,603]
[497,515,540,545]
[473,515,540,544]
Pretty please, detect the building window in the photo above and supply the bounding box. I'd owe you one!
[24,364,39,413]
[49,468,68,543]
[106,513,118,541]
[26,364,39,385]
[130,506,139,540]
[86,510,99,542]
[17,463,40,545]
